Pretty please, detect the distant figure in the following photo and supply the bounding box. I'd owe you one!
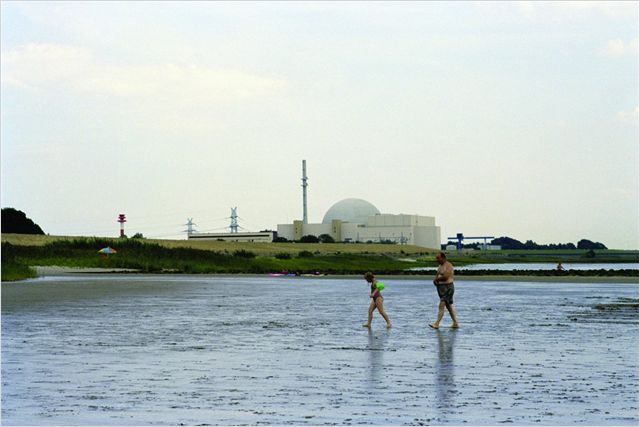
[362,272,392,329]
[430,252,460,329]
[556,262,565,271]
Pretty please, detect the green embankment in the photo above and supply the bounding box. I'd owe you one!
[1,237,426,281]
[1,234,637,281]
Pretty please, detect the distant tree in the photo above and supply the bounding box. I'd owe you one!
[492,236,525,250]
[273,236,289,243]
[131,233,145,239]
[318,234,335,243]
[549,242,577,250]
[299,235,319,243]
[1,208,45,235]
[577,239,607,250]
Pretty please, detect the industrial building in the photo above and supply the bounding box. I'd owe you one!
[187,161,442,249]
[277,198,442,249]
[188,231,275,243]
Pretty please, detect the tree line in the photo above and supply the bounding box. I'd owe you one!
[444,236,607,250]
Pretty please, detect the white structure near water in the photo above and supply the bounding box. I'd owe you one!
[277,198,441,249]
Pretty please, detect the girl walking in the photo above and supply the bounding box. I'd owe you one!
[362,271,392,328]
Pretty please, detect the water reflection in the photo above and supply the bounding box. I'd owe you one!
[366,329,387,387]
[436,329,457,417]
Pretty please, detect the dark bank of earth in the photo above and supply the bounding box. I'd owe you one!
[2,237,638,281]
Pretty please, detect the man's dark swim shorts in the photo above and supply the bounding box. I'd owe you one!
[436,283,454,305]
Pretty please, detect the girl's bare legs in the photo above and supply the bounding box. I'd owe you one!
[375,298,392,328]
[362,300,376,327]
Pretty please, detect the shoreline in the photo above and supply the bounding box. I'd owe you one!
[23,266,640,283]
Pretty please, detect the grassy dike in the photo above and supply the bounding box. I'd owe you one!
[1,237,428,281]
[2,234,638,281]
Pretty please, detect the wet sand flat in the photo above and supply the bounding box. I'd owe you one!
[2,275,638,425]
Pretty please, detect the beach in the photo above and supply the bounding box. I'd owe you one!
[2,275,638,425]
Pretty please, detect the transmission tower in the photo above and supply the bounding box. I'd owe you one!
[183,218,197,236]
[230,207,239,233]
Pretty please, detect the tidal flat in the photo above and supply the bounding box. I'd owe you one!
[2,276,638,425]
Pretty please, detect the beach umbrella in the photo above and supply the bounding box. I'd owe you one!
[98,247,117,254]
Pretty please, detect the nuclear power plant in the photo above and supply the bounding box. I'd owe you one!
[276,198,441,248]
[189,160,441,248]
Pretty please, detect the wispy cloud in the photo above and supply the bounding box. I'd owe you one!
[616,105,640,124]
[1,44,90,89]
[601,38,640,57]
[554,1,639,18]
[1,43,287,103]
[616,106,640,124]
[514,0,638,19]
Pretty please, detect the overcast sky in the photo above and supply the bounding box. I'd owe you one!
[1,1,638,248]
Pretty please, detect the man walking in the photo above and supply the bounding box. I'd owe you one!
[430,252,459,329]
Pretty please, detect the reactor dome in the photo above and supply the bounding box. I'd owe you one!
[322,198,381,224]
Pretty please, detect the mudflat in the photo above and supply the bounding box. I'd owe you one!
[2,276,638,425]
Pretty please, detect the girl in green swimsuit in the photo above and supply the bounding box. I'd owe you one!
[362,271,392,328]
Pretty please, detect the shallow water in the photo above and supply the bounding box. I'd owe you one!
[410,263,639,271]
[2,276,638,425]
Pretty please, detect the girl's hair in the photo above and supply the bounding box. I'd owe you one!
[364,271,375,282]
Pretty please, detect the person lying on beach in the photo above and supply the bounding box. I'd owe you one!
[362,271,392,329]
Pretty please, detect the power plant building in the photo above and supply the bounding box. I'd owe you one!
[277,198,441,249]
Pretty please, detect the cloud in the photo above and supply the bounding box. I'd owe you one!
[1,43,90,89]
[601,38,640,57]
[512,1,638,19]
[616,106,640,124]
[553,1,638,18]
[1,43,287,103]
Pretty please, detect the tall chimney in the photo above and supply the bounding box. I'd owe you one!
[302,160,308,224]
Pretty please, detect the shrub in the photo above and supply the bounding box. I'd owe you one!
[233,249,256,258]
[297,250,314,258]
[275,252,292,260]
[300,235,319,243]
[318,234,335,243]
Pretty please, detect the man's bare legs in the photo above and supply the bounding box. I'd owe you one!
[363,299,391,328]
[430,300,459,329]
[445,302,459,328]
[430,300,446,329]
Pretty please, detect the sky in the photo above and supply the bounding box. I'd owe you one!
[1,1,638,249]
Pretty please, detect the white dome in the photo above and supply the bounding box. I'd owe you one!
[322,198,380,224]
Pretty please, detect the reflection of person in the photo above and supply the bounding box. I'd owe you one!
[366,329,386,386]
[430,252,459,329]
[435,329,457,411]
[362,272,392,328]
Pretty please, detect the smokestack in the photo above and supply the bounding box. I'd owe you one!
[302,160,308,224]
